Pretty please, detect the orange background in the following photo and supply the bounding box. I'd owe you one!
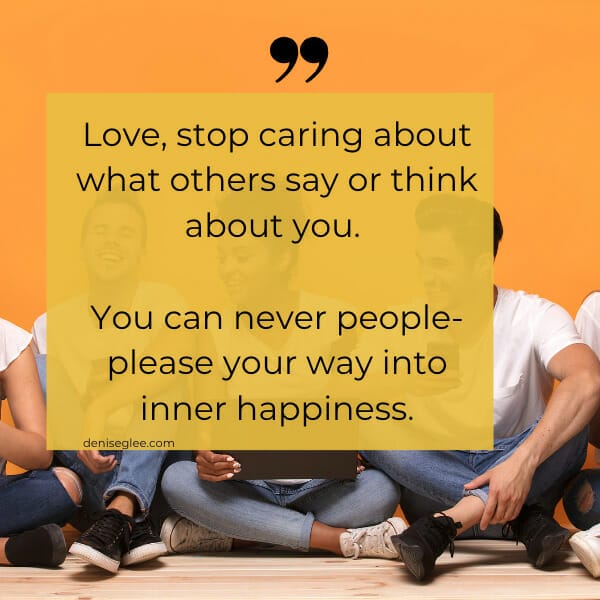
[1,1,598,326]
[1,1,599,518]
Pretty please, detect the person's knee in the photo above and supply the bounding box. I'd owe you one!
[360,451,411,483]
[575,478,595,514]
[564,470,600,529]
[52,467,83,505]
[363,469,401,517]
[161,461,195,505]
[329,469,401,528]
[361,451,392,471]
[567,471,597,514]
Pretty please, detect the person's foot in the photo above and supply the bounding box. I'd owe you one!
[507,504,570,568]
[69,509,133,573]
[121,516,168,567]
[391,513,461,581]
[339,517,407,559]
[569,522,600,577]
[160,514,232,554]
[4,524,67,568]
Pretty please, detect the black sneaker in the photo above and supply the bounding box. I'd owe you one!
[5,524,67,568]
[121,516,167,566]
[69,509,133,573]
[505,504,570,567]
[391,513,461,581]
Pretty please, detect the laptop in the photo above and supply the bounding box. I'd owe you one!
[216,451,357,480]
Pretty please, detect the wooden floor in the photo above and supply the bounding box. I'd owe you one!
[1,540,599,600]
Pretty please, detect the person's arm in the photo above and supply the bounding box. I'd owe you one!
[575,295,600,447]
[194,450,239,481]
[0,344,52,470]
[76,449,118,473]
[466,342,600,528]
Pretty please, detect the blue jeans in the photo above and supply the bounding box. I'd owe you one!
[563,468,600,530]
[362,421,588,531]
[38,354,190,528]
[54,450,174,527]
[0,355,77,536]
[398,487,510,539]
[0,469,77,536]
[40,353,169,520]
[162,463,401,551]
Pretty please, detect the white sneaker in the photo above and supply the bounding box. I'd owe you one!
[160,515,233,554]
[339,517,407,559]
[569,523,600,577]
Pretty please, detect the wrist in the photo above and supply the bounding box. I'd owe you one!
[511,445,540,473]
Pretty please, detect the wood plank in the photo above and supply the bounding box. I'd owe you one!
[0,541,598,600]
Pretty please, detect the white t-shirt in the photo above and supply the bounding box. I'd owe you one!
[574,292,600,463]
[213,291,349,484]
[0,318,33,476]
[575,292,600,356]
[50,282,181,396]
[213,291,346,404]
[493,287,582,438]
[49,282,185,432]
[32,313,47,355]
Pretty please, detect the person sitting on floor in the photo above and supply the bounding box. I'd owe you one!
[40,195,190,573]
[563,291,600,577]
[0,316,81,568]
[363,198,600,581]
[159,192,405,559]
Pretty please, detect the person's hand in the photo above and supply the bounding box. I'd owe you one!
[464,454,535,529]
[195,450,241,482]
[356,453,367,474]
[77,449,118,474]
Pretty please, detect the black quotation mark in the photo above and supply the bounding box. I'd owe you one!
[270,37,328,83]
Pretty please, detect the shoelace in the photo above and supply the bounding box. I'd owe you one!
[129,518,156,546]
[503,507,547,547]
[346,520,398,559]
[80,510,131,548]
[348,529,369,559]
[502,521,522,547]
[432,513,461,558]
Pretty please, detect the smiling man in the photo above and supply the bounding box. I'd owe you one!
[362,196,600,581]
[47,195,188,572]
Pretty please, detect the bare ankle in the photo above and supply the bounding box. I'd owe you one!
[107,492,137,518]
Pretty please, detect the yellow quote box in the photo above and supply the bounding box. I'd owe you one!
[46,93,493,450]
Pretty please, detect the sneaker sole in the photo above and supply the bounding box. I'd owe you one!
[69,542,120,573]
[394,539,426,581]
[534,531,570,568]
[160,515,182,553]
[121,541,168,567]
[171,536,232,554]
[38,524,68,568]
[569,533,600,577]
